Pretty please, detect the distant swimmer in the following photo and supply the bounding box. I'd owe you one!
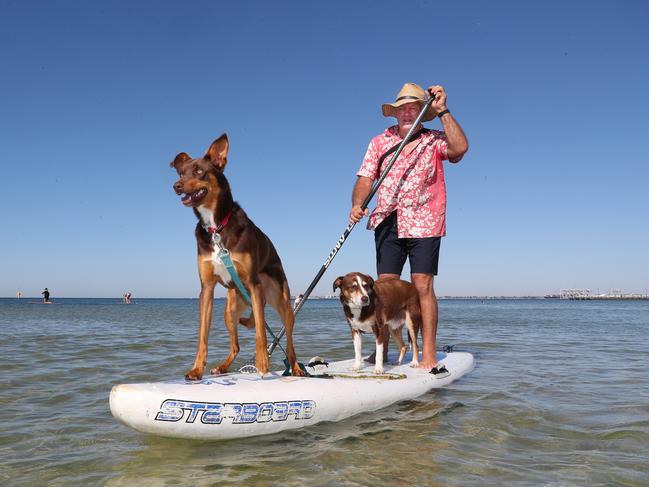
[293,294,304,309]
[17,291,21,299]
[123,291,132,304]
[42,288,51,303]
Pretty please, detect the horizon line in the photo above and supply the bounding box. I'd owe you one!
[2,295,557,300]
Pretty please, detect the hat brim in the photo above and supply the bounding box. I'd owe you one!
[382,100,436,122]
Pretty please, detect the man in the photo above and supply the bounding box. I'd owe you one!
[42,287,51,303]
[349,82,468,372]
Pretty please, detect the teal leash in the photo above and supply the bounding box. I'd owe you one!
[215,243,251,303]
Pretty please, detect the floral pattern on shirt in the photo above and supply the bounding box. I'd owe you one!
[357,125,449,238]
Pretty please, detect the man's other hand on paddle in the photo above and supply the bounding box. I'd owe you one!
[349,176,372,224]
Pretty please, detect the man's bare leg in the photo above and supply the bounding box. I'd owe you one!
[411,273,438,369]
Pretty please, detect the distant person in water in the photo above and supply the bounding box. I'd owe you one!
[42,288,51,303]
[293,294,304,309]
[123,291,132,304]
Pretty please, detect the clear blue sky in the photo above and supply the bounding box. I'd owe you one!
[2,0,648,298]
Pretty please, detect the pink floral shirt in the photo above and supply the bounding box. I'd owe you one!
[357,125,449,238]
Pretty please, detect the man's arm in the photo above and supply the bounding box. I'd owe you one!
[440,112,469,162]
[349,176,372,224]
[427,85,469,163]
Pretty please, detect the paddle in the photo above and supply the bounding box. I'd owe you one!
[268,93,436,356]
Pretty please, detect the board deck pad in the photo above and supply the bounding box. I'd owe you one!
[110,351,474,440]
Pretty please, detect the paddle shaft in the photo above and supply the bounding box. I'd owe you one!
[268,94,436,356]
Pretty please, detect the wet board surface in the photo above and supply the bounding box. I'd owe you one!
[110,351,474,441]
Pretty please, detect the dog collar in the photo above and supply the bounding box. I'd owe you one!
[207,210,232,234]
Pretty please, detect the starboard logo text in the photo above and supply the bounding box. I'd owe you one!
[155,399,316,425]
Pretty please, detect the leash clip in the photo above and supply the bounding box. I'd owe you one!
[205,225,225,249]
[211,232,230,258]
[211,231,222,246]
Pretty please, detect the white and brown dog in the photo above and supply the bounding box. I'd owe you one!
[333,272,421,374]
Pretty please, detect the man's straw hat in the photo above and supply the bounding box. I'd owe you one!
[382,82,436,122]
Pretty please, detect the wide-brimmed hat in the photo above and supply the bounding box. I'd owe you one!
[381,82,436,122]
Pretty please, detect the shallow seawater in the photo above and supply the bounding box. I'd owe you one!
[1,298,648,486]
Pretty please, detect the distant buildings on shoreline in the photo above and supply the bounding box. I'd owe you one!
[545,289,649,300]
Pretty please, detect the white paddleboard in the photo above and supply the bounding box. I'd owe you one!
[110,351,474,441]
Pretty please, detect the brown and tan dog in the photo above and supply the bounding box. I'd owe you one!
[333,272,421,374]
[171,133,304,379]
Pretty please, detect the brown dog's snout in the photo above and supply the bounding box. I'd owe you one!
[173,180,184,195]
[361,296,369,303]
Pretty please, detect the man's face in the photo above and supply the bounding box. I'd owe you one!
[395,102,421,130]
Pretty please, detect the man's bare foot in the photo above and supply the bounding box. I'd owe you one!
[417,361,437,370]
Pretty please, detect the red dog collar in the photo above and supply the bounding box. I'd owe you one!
[207,210,232,234]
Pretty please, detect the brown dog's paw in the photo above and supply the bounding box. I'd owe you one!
[291,364,306,377]
[255,357,269,375]
[210,365,228,375]
[185,368,203,381]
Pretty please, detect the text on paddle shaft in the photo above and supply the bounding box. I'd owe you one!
[155,399,316,424]
[323,225,352,267]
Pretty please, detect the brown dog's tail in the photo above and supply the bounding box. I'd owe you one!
[238,315,256,329]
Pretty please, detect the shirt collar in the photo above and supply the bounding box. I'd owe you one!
[384,125,400,139]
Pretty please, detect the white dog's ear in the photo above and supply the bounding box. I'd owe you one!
[333,276,344,292]
[205,133,229,171]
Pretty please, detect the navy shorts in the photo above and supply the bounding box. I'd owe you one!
[374,212,441,275]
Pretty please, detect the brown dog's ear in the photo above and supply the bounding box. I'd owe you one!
[333,276,344,292]
[366,275,375,287]
[205,133,229,171]
[170,152,191,172]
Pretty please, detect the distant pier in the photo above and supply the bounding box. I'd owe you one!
[548,289,649,300]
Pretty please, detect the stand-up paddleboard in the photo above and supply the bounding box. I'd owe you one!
[110,351,474,441]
